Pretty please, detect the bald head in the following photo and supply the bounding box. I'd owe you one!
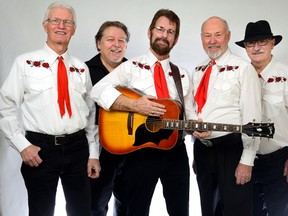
[201,16,231,59]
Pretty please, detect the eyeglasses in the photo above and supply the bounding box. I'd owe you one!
[244,39,271,48]
[46,18,75,27]
[154,26,176,36]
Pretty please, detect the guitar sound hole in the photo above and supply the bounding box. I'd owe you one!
[146,116,162,132]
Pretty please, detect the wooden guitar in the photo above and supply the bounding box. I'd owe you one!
[99,87,275,154]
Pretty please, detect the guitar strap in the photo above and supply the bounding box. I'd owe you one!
[169,62,185,119]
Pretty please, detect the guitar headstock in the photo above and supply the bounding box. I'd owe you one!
[242,122,275,138]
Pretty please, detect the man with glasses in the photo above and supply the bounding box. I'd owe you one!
[91,9,209,216]
[0,2,99,216]
[236,20,288,216]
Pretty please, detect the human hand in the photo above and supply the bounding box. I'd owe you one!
[192,118,212,138]
[235,163,252,185]
[87,159,101,179]
[283,159,288,183]
[134,95,166,116]
[20,145,42,167]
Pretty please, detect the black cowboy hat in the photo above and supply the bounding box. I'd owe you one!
[235,20,282,48]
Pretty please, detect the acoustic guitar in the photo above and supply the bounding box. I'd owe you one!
[98,87,275,154]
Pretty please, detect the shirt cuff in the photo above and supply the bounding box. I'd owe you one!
[88,141,99,159]
[11,133,31,153]
[240,149,256,166]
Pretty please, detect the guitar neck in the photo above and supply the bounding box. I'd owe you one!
[162,120,242,133]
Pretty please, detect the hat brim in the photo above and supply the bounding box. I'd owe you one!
[235,35,282,48]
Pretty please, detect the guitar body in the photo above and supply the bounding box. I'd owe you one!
[99,87,276,154]
[99,87,181,154]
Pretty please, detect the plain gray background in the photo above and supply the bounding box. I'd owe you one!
[1,0,288,215]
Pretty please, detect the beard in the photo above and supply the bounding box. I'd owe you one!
[207,50,223,59]
[150,36,173,56]
[206,44,227,60]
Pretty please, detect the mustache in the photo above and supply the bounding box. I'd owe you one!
[155,37,169,46]
[251,49,265,55]
[111,47,122,52]
[208,44,220,48]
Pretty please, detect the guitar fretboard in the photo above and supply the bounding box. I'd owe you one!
[162,120,242,133]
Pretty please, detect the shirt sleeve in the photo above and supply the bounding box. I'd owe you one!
[90,62,128,110]
[83,66,99,159]
[239,64,262,165]
[0,57,31,152]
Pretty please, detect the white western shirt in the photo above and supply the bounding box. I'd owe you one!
[258,57,288,154]
[0,44,99,159]
[192,49,262,165]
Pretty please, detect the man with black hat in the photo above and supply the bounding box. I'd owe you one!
[236,20,288,216]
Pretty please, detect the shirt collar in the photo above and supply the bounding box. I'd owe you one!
[146,49,170,72]
[43,43,69,65]
[213,48,231,66]
[258,57,276,82]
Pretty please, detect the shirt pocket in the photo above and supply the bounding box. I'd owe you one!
[26,73,54,107]
[212,79,237,106]
[70,75,87,97]
[262,94,283,117]
[129,76,155,95]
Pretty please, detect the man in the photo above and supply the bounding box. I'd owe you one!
[236,20,288,216]
[0,2,100,216]
[91,9,208,216]
[192,16,262,216]
[85,21,130,216]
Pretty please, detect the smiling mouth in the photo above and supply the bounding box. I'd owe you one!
[111,48,122,53]
[55,31,66,35]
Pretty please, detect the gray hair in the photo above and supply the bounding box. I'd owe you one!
[43,1,77,27]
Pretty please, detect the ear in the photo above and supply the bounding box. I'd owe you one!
[42,22,48,33]
[227,31,231,41]
[97,40,101,50]
[147,28,151,39]
[173,37,178,46]
[271,38,276,47]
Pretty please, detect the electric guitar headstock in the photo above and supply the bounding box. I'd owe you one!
[242,122,275,138]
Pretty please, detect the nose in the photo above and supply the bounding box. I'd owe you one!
[209,35,217,43]
[58,20,66,28]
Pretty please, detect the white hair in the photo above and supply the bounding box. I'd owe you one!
[43,1,76,27]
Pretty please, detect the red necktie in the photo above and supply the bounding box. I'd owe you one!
[57,56,72,118]
[194,60,215,113]
[154,61,169,98]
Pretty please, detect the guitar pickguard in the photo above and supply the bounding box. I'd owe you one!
[133,124,174,146]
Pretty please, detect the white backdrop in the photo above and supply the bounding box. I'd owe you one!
[1,0,288,215]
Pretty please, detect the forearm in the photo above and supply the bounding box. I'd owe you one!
[110,94,136,112]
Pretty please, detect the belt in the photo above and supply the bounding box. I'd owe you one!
[199,133,240,147]
[256,146,288,160]
[25,129,85,145]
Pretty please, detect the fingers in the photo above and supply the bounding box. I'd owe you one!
[193,131,212,138]
[21,145,42,167]
[148,100,166,116]
[236,175,251,185]
[235,163,252,185]
[136,98,166,116]
[87,159,101,179]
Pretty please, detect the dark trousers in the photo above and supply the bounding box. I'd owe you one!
[91,148,126,216]
[194,134,253,216]
[124,143,190,216]
[253,146,288,216]
[21,131,90,216]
